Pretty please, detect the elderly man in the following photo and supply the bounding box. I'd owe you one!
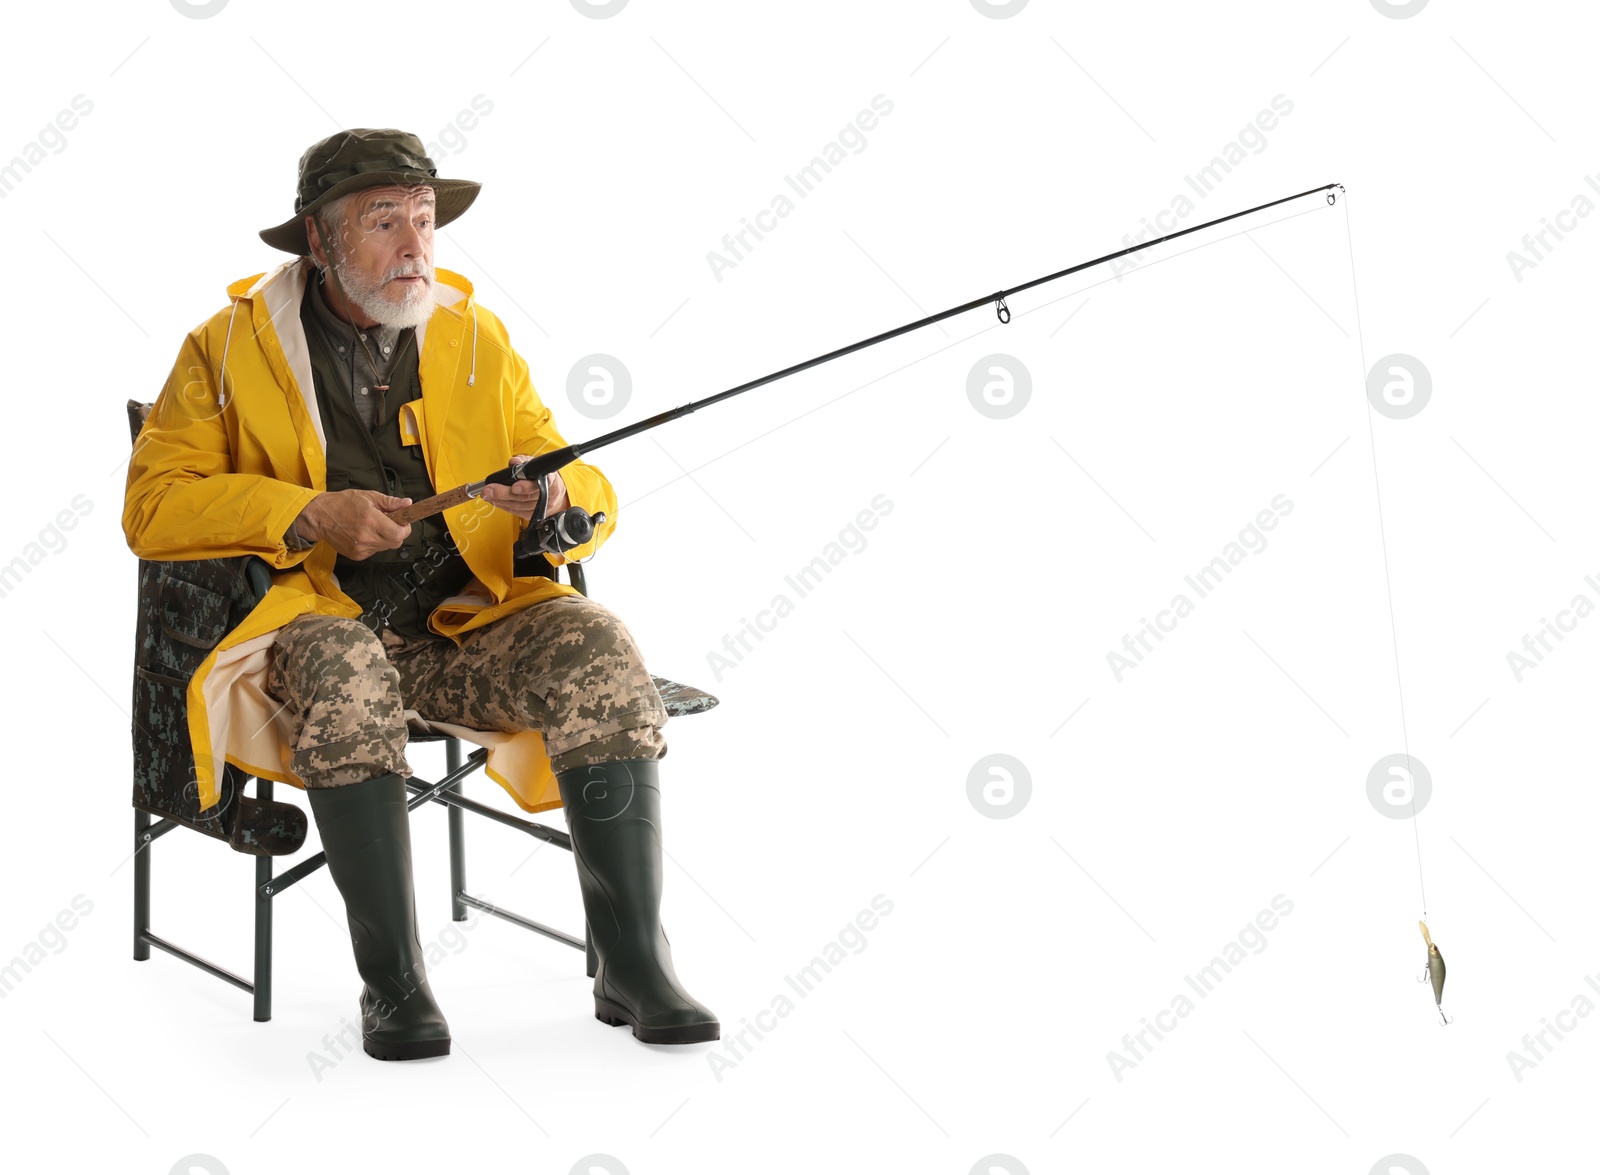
[122,128,718,1060]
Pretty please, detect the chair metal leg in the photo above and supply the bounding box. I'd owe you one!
[253,779,274,1022]
[123,744,583,1021]
[447,739,468,922]
[133,810,151,962]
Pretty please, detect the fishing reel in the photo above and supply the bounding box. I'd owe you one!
[504,457,606,562]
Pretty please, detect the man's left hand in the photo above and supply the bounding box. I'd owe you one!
[480,455,569,522]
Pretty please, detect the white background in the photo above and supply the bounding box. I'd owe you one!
[0,1,1592,1172]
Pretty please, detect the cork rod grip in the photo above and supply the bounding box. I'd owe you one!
[386,484,478,526]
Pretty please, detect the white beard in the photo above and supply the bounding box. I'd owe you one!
[327,254,436,331]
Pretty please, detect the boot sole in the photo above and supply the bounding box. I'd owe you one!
[595,997,720,1044]
[364,1036,451,1061]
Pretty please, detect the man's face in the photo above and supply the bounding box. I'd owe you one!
[309,184,437,329]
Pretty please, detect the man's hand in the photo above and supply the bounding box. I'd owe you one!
[479,455,568,522]
[295,490,413,560]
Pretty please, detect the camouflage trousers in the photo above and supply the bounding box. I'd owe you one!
[264,594,668,789]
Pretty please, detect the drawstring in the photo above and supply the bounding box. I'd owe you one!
[467,300,478,386]
[218,296,241,408]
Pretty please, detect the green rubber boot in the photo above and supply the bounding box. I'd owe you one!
[307,772,451,1061]
[557,759,720,1044]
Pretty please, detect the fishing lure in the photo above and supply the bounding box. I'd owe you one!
[1419,921,1450,1025]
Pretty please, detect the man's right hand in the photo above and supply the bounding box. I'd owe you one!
[294,490,413,560]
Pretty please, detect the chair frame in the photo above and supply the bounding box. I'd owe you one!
[131,565,598,1022]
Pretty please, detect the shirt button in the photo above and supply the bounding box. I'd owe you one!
[359,333,368,341]
[383,345,391,354]
[450,339,459,347]
[360,387,369,395]
[399,547,411,559]
[337,345,346,353]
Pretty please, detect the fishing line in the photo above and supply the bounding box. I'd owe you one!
[1339,191,1448,1023]
[382,176,1446,1014]
[1340,190,1427,914]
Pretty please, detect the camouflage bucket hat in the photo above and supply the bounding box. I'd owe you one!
[259,127,481,256]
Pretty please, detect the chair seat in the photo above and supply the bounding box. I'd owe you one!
[401,676,716,743]
[403,726,458,744]
[651,675,719,717]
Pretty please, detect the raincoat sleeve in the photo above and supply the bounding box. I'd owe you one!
[507,347,618,567]
[123,328,320,567]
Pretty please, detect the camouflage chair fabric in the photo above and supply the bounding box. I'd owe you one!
[127,400,307,856]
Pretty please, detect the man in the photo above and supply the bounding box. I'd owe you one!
[122,128,718,1060]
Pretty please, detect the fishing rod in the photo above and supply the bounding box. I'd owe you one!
[386,175,1450,1025]
[388,180,1345,554]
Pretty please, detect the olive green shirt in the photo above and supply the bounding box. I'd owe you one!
[285,277,412,550]
[287,276,474,642]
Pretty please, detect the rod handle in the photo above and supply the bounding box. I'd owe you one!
[387,484,477,526]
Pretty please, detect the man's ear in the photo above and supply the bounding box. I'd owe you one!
[304,214,327,268]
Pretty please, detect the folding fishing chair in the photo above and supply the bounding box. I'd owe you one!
[125,399,718,1020]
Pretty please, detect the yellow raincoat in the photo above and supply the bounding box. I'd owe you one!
[123,256,618,815]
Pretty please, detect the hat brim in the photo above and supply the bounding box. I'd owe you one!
[258,174,481,255]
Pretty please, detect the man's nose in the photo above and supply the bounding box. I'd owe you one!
[395,221,428,260]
